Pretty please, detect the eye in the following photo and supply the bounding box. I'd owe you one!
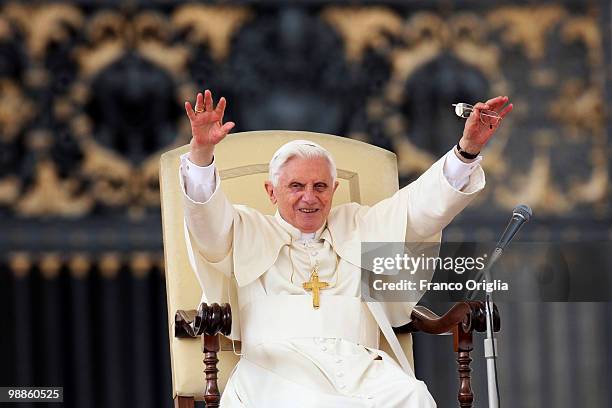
[289,182,304,190]
[314,183,328,192]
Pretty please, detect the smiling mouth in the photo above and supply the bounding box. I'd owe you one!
[299,209,319,213]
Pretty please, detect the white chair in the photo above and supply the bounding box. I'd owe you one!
[160,131,497,408]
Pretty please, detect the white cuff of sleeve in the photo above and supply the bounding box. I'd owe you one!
[443,148,483,191]
[180,152,218,203]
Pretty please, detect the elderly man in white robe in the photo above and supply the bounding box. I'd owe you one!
[180,90,513,407]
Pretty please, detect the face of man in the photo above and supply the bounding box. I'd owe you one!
[265,156,339,233]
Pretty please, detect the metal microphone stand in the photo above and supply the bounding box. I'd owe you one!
[480,248,501,408]
[471,204,531,407]
[484,295,498,408]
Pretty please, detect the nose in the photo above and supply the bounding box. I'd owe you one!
[302,187,317,204]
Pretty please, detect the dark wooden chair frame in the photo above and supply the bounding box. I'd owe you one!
[173,301,500,408]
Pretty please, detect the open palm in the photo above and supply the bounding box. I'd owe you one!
[184,90,235,147]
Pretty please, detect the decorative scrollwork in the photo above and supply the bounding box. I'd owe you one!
[0,2,607,235]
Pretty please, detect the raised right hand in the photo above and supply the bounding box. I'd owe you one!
[184,90,235,166]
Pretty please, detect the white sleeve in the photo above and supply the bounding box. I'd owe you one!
[179,152,233,263]
[180,153,218,203]
[443,148,483,191]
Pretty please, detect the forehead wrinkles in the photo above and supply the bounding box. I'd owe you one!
[279,159,333,184]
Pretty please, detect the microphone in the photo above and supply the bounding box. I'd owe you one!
[470,205,533,294]
[496,204,532,251]
[487,204,532,267]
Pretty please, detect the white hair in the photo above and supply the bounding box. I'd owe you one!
[269,140,337,187]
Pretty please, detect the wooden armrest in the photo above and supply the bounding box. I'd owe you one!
[399,301,500,335]
[175,303,232,338]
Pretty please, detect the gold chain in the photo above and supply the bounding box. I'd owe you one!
[288,239,340,288]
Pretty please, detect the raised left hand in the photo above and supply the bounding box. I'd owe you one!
[459,96,513,154]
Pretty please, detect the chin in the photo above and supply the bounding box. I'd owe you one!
[298,225,317,233]
[297,220,323,233]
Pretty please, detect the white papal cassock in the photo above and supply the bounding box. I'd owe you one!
[179,148,484,407]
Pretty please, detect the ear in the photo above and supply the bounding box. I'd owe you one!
[264,181,277,204]
[333,180,340,193]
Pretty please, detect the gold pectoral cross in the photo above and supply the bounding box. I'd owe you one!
[303,267,329,309]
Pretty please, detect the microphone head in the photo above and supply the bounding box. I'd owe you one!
[513,204,533,222]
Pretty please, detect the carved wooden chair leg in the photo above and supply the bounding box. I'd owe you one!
[174,303,232,407]
[203,334,221,408]
[454,325,474,408]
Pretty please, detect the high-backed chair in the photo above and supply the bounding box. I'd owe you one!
[160,131,498,408]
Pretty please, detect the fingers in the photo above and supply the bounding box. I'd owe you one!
[499,103,513,119]
[184,101,196,121]
[473,102,490,111]
[221,121,235,134]
[485,95,508,111]
[471,102,490,119]
[215,97,227,122]
[194,92,204,112]
[204,89,213,111]
[187,90,232,127]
